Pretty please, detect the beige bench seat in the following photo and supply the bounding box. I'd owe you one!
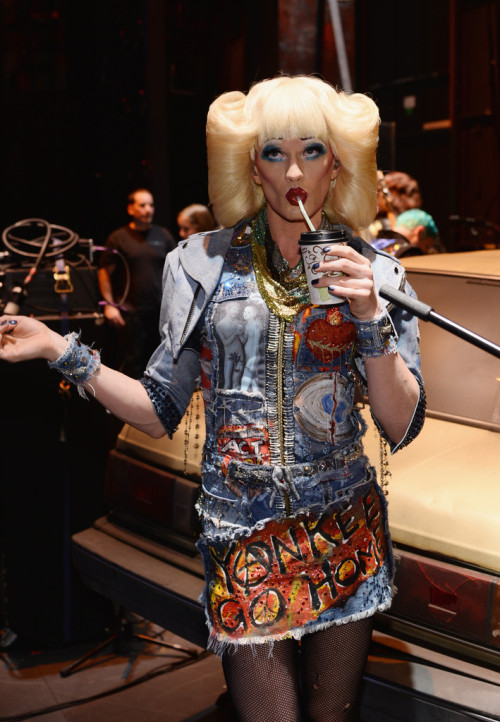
[361,410,500,574]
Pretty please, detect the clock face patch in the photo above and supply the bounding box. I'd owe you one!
[294,372,354,444]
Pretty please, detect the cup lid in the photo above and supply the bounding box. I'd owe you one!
[299,228,348,244]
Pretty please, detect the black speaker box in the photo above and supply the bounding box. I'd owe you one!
[0,316,115,648]
[1,264,100,317]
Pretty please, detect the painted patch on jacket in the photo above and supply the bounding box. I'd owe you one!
[303,307,356,364]
[213,299,267,391]
[205,481,387,644]
[294,372,353,444]
[200,343,213,391]
[218,422,270,466]
[293,306,355,373]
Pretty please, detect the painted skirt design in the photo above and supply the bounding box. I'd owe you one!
[200,479,392,653]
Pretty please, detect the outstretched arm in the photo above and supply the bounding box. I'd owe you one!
[0,316,165,437]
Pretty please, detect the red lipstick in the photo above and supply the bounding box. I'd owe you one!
[286,187,308,206]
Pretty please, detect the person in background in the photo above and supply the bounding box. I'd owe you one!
[369,170,423,238]
[371,229,424,258]
[98,188,176,377]
[395,208,445,254]
[383,171,422,215]
[177,203,217,241]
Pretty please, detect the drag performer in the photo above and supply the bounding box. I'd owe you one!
[0,75,425,721]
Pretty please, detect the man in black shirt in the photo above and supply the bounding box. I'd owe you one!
[98,188,176,377]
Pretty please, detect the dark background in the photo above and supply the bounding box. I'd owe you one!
[1,0,499,249]
[0,0,279,244]
[1,0,499,648]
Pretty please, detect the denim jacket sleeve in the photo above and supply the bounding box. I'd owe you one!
[346,239,426,454]
[139,259,201,436]
[365,281,426,454]
[139,226,235,436]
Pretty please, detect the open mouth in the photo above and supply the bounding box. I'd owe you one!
[286,187,308,206]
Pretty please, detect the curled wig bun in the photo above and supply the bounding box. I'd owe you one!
[207,75,380,232]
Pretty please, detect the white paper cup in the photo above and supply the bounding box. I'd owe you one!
[299,229,348,305]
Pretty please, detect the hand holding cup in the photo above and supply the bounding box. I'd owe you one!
[299,229,349,305]
[299,230,382,320]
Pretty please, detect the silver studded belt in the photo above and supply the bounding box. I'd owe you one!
[225,441,364,488]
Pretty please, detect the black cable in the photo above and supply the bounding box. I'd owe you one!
[1,219,82,311]
[1,220,131,313]
[92,245,131,310]
[0,648,210,722]
[2,219,80,261]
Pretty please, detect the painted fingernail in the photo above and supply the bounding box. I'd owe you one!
[328,286,336,292]
[322,246,331,253]
[8,320,18,325]
[311,279,319,285]
[312,263,320,270]
[0,320,7,326]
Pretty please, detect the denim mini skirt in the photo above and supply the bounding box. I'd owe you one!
[196,457,394,656]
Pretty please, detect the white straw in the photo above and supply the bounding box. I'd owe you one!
[297,197,316,231]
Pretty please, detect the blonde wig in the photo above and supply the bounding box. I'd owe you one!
[207,75,380,232]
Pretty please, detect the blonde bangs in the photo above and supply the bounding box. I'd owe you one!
[249,80,331,149]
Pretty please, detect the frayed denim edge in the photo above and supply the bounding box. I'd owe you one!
[204,595,393,658]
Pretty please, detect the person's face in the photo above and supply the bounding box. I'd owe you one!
[251,137,339,228]
[128,191,154,226]
[177,212,197,240]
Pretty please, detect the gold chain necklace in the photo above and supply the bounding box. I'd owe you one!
[250,210,310,322]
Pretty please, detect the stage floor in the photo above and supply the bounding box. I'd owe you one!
[0,617,232,722]
[1,616,497,721]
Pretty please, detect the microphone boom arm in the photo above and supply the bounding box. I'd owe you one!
[379,284,500,359]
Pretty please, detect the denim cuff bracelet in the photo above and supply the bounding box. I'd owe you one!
[353,313,398,358]
[48,331,101,397]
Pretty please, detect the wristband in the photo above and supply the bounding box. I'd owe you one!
[99,301,127,312]
[352,313,398,358]
[48,331,101,397]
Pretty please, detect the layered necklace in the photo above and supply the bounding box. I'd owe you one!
[250,208,332,322]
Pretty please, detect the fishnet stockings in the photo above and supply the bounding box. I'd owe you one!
[222,637,301,722]
[222,617,373,722]
[300,617,373,721]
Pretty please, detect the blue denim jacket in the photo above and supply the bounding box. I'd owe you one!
[142,222,424,450]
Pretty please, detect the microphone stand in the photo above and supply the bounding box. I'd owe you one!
[379,284,500,359]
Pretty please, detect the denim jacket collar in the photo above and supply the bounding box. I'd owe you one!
[177,224,238,291]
